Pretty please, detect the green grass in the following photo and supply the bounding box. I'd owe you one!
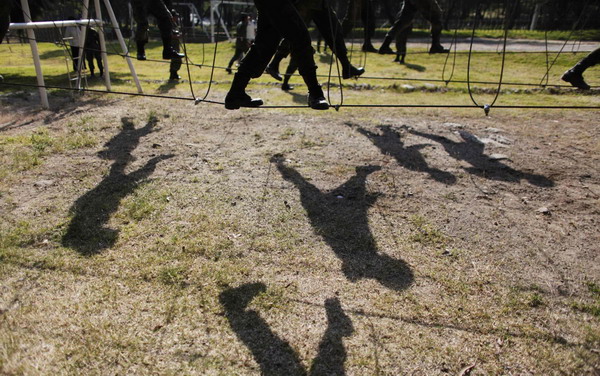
[1,37,598,110]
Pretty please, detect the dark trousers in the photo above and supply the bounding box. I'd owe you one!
[237,0,316,80]
[382,0,443,47]
[342,0,375,45]
[85,50,103,75]
[170,39,182,74]
[576,47,600,70]
[71,46,85,71]
[132,0,173,49]
[0,0,12,43]
[228,40,250,68]
[271,2,350,70]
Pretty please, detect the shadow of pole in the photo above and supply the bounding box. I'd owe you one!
[271,155,413,291]
[61,116,173,255]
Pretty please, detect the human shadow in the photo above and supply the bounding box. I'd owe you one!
[219,283,353,376]
[348,123,456,185]
[157,80,179,94]
[286,90,308,106]
[403,62,426,72]
[409,129,554,187]
[309,297,354,376]
[62,116,173,255]
[271,155,413,291]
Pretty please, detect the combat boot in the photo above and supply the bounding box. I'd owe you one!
[136,43,146,61]
[561,69,590,90]
[225,73,263,110]
[429,44,449,54]
[342,64,365,79]
[307,85,329,110]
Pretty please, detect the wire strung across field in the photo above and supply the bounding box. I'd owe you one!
[1,81,599,111]
[5,0,599,112]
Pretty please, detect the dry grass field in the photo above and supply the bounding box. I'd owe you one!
[1,37,600,374]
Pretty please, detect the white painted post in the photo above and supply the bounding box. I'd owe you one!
[94,0,111,90]
[75,0,89,89]
[20,0,49,108]
[102,0,143,93]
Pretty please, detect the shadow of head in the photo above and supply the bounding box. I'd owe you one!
[219,282,267,311]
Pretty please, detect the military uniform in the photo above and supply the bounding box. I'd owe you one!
[379,0,447,54]
[225,0,328,110]
[226,15,253,74]
[342,0,375,52]
[84,28,103,77]
[266,0,364,86]
[131,0,183,60]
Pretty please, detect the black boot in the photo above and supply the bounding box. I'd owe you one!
[362,42,377,53]
[561,68,590,90]
[169,72,181,81]
[225,73,264,110]
[136,43,146,61]
[342,64,365,79]
[265,65,282,81]
[307,85,329,110]
[281,82,294,91]
[429,44,449,54]
[378,34,395,55]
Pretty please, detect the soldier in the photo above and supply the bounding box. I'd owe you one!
[131,0,184,60]
[394,24,411,63]
[84,27,103,78]
[342,0,376,52]
[64,19,85,72]
[265,0,365,88]
[0,0,12,44]
[224,0,329,110]
[168,9,183,81]
[561,47,599,90]
[378,0,448,55]
[225,13,254,74]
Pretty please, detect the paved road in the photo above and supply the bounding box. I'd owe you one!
[379,37,598,53]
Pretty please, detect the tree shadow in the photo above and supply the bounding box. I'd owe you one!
[409,129,554,187]
[220,283,353,376]
[271,155,413,291]
[61,116,173,255]
[348,123,456,185]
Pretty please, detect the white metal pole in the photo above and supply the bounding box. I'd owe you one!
[102,0,143,93]
[94,0,111,90]
[20,0,49,108]
[76,0,90,90]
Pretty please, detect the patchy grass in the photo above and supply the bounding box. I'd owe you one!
[1,72,599,375]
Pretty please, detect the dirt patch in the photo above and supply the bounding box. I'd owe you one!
[1,93,599,375]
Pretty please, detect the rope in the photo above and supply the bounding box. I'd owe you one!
[466,2,512,115]
[2,81,599,110]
